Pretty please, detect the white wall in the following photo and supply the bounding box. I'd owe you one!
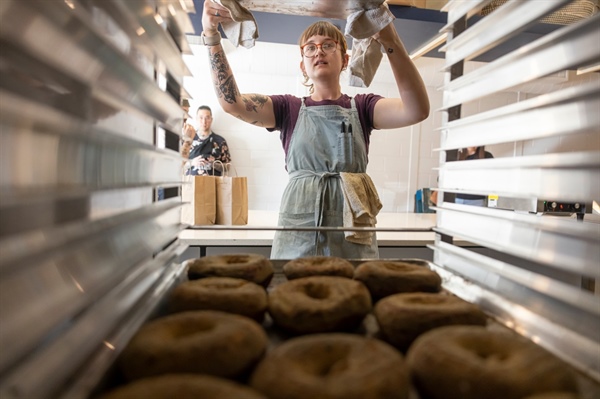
[183,40,598,212]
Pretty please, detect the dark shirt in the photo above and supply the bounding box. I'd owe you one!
[267,93,383,160]
[456,151,494,200]
[188,132,231,176]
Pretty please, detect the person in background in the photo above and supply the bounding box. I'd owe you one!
[455,146,494,206]
[201,2,429,258]
[180,98,196,160]
[428,185,438,209]
[187,105,231,176]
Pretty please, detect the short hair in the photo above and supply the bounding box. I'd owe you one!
[197,105,212,115]
[298,21,348,93]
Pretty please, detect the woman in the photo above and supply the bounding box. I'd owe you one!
[455,146,494,206]
[201,1,429,259]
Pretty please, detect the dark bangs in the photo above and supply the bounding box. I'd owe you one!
[298,21,348,54]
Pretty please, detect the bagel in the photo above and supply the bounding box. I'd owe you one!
[268,276,371,334]
[187,254,274,288]
[118,311,268,381]
[354,260,441,300]
[101,374,267,399]
[168,277,268,321]
[406,325,578,399]
[374,292,487,351]
[250,333,410,399]
[283,256,354,280]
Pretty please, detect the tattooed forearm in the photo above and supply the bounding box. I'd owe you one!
[209,50,238,104]
[210,51,229,79]
[220,76,238,104]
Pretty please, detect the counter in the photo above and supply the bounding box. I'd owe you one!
[179,211,437,245]
[179,211,472,257]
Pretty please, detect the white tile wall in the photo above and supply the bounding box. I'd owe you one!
[183,41,598,212]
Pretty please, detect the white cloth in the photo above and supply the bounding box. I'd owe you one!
[348,38,384,88]
[345,3,395,87]
[340,172,383,245]
[213,0,258,48]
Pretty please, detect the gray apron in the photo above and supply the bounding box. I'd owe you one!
[271,98,379,259]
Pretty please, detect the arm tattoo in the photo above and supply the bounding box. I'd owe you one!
[235,114,264,127]
[210,50,238,104]
[242,94,269,113]
[220,76,238,104]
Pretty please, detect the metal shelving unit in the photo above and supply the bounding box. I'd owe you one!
[433,0,600,384]
[1,0,598,397]
[0,0,194,397]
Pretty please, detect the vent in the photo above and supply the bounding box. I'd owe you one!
[481,0,598,25]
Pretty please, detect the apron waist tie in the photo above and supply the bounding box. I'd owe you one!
[289,170,340,254]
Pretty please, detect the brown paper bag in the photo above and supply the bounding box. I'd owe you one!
[215,164,248,225]
[181,175,217,225]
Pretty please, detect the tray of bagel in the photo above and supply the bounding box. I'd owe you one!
[94,254,599,399]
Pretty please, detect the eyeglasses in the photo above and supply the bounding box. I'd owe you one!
[301,40,338,58]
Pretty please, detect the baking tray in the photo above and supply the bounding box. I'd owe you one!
[86,258,599,399]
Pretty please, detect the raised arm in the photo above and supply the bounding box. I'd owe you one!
[371,22,430,129]
[201,0,276,128]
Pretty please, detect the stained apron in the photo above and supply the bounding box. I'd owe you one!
[270,98,379,259]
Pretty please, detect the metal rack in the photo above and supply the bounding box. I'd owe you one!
[0,0,194,397]
[0,0,598,397]
[433,0,600,383]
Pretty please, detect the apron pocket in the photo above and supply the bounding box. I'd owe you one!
[337,132,354,171]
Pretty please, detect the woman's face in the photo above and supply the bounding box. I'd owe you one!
[300,35,347,81]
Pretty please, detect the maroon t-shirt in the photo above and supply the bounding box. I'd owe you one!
[267,93,383,157]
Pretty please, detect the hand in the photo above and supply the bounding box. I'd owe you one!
[191,157,209,169]
[202,0,231,36]
[182,123,196,141]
